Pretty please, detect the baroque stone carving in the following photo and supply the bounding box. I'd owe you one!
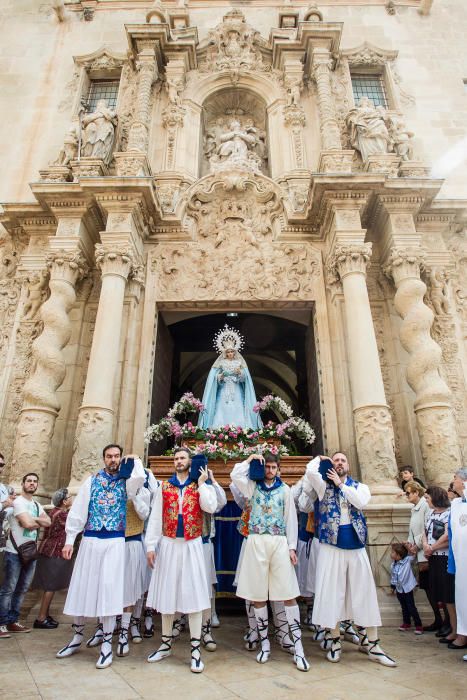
[327,243,373,279]
[384,247,461,483]
[153,172,319,301]
[204,116,265,174]
[426,267,450,316]
[22,270,49,320]
[354,405,397,484]
[95,245,135,277]
[81,100,118,165]
[346,98,414,163]
[70,407,114,485]
[200,9,265,75]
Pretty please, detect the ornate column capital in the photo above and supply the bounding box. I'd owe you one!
[383,246,425,286]
[95,244,135,280]
[46,249,88,286]
[327,243,373,280]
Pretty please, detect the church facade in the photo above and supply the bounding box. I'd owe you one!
[0,0,466,579]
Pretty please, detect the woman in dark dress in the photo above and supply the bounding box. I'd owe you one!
[33,488,73,629]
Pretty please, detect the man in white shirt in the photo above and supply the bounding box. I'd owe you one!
[301,453,396,667]
[231,452,310,672]
[0,472,51,638]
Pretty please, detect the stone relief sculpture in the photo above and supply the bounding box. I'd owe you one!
[204,9,263,72]
[203,114,267,174]
[427,267,450,316]
[53,125,79,167]
[81,99,118,164]
[22,270,49,320]
[346,97,414,162]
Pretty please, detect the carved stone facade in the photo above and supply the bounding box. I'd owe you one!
[1,2,467,579]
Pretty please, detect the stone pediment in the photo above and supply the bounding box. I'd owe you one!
[341,42,398,67]
[73,46,127,74]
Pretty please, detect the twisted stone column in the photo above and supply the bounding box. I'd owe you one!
[328,243,399,495]
[10,250,87,485]
[70,245,135,489]
[127,49,157,153]
[384,248,461,484]
[311,49,342,151]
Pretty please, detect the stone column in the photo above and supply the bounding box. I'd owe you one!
[328,243,399,496]
[115,42,157,176]
[9,249,87,486]
[384,247,461,484]
[69,244,135,490]
[310,47,354,173]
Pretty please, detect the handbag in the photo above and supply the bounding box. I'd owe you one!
[9,501,39,565]
[431,519,446,541]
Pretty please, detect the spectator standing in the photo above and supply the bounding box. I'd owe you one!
[390,543,423,634]
[446,468,467,652]
[399,466,425,492]
[0,454,15,552]
[0,473,51,638]
[32,488,74,629]
[423,486,454,641]
[405,482,441,631]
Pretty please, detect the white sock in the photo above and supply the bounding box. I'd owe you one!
[246,600,258,635]
[202,608,211,625]
[161,614,174,638]
[71,616,85,646]
[253,606,270,653]
[121,612,131,630]
[189,611,202,640]
[133,597,144,619]
[211,591,217,616]
[272,601,293,649]
[285,604,304,657]
[101,616,115,656]
[367,626,378,642]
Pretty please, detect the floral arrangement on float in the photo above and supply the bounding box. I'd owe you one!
[144,391,315,461]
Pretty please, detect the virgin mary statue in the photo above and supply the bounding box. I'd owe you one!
[198,325,263,430]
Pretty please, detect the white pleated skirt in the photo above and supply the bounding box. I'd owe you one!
[147,536,210,615]
[203,540,217,593]
[123,539,147,608]
[312,543,382,629]
[64,536,125,618]
[296,539,313,597]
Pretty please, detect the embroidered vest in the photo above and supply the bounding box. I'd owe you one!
[125,499,144,538]
[249,482,286,536]
[317,477,367,547]
[86,471,127,533]
[237,503,251,537]
[162,481,203,541]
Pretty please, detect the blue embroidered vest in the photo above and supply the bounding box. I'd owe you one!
[249,479,286,536]
[85,470,127,533]
[317,477,367,548]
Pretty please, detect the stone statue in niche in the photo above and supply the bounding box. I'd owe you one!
[346,97,392,161]
[285,77,302,107]
[81,99,118,164]
[165,77,183,107]
[203,113,266,173]
[346,97,414,162]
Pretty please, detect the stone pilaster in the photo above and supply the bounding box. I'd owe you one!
[384,247,461,484]
[327,241,399,496]
[310,47,354,173]
[9,249,88,485]
[115,43,158,176]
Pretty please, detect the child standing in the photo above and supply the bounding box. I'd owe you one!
[390,543,423,634]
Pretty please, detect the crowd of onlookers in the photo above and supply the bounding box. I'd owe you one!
[391,465,467,657]
[0,451,466,661]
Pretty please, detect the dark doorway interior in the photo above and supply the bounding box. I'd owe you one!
[149,312,323,455]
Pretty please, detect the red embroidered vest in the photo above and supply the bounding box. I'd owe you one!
[162,481,203,540]
[237,503,251,537]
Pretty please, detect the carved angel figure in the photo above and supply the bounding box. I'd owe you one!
[81,99,118,165]
[429,268,450,316]
[346,97,392,161]
[22,270,49,320]
[387,116,414,161]
[53,125,79,167]
[166,78,183,106]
